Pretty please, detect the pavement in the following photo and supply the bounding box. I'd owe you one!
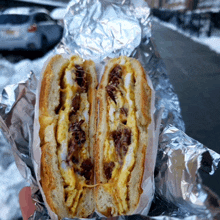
[152,21,220,197]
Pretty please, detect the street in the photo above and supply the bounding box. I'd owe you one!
[152,20,220,197]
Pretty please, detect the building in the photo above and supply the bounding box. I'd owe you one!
[147,0,220,11]
[0,0,69,12]
[197,0,220,10]
[147,0,190,10]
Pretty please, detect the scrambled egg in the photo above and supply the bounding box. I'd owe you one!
[55,59,139,214]
[104,61,138,214]
[56,66,90,214]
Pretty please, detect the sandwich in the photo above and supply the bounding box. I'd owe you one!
[39,54,97,218]
[38,55,153,218]
[95,56,152,216]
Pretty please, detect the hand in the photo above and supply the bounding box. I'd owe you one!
[19,187,36,220]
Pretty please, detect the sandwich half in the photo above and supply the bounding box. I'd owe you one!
[95,56,152,216]
[39,54,97,218]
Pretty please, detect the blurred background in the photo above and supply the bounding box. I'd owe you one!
[0,0,69,62]
[0,0,219,219]
[147,0,220,205]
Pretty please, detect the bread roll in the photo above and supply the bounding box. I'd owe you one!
[39,55,153,218]
[39,54,97,218]
[95,56,152,216]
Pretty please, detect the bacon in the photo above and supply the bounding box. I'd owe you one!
[109,65,122,87]
[69,120,86,145]
[66,120,86,165]
[120,107,128,117]
[122,128,131,146]
[106,84,117,104]
[75,65,88,92]
[105,65,123,104]
[112,128,131,161]
[120,107,128,124]
[104,162,115,180]
[70,93,80,115]
[79,159,93,180]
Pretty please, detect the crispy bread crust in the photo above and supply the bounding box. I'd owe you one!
[95,56,152,216]
[75,59,98,217]
[39,55,97,219]
[84,60,98,159]
[41,141,70,219]
[39,55,152,218]
[128,58,152,213]
[39,55,69,144]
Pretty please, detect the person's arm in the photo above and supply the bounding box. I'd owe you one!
[19,187,36,220]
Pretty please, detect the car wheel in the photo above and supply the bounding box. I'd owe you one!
[41,36,48,54]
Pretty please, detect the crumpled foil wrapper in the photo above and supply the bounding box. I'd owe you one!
[0,0,219,219]
[58,0,185,131]
[151,125,220,219]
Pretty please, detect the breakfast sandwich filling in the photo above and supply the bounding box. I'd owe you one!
[103,61,139,214]
[55,59,93,214]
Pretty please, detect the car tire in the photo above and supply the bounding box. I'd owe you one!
[41,36,48,54]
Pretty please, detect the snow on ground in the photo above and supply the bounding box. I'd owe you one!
[153,17,220,54]
[0,162,29,220]
[0,50,53,93]
[50,7,67,20]
[0,128,30,220]
[16,0,68,7]
[0,50,54,219]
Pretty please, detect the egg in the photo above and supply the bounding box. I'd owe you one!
[103,61,138,214]
[56,66,91,213]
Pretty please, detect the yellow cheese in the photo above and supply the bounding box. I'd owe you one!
[104,139,110,160]
[104,61,138,214]
[57,110,68,144]
[56,65,91,214]
[65,188,77,208]
[71,188,84,213]
[111,162,120,179]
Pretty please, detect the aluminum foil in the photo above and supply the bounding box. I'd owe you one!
[152,125,220,219]
[57,0,185,131]
[59,0,151,63]
[0,0,219,219]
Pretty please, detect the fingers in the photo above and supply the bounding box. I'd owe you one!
[19,187,36,220]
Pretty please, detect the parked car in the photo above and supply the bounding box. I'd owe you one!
[0,7,63,51]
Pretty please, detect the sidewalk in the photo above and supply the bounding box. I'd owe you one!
[152,20,220,197]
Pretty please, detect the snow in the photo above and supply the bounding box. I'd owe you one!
[192,36,220,54]
[0,50,53,219]
[194,8,220,13]
[16,0,68,7]
[165,0,185,3]
[0,51,53,93]
[198,0,220,8]
[3,7,49,15]
[171,5,186,11]
[0,162,29,220]
[153,17,220,54]
[0,126,29,220]
[50,7,67,20]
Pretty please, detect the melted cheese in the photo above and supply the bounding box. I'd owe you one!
[56,65,91,215]
[108,91,124,131]
[104,61,138,214]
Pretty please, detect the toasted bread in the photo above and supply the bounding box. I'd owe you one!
[95,56,152,216]
[39,54,97,218]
